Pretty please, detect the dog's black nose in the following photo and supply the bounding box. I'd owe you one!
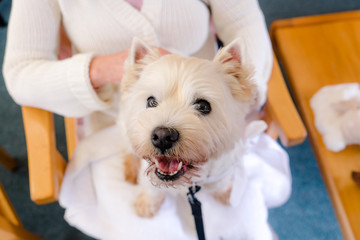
[151,127,179,153]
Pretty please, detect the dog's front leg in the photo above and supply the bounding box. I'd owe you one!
[213,184,233,206]
[206,177,233,206]
[134,160,166,218]
[212,172,248,206]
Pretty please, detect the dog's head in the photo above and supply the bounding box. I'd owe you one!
[119,38,258,187]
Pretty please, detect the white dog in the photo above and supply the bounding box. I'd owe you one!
[118,38,263,217]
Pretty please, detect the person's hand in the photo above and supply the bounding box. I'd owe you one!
[89,47,170,89]
[89,50,129,89]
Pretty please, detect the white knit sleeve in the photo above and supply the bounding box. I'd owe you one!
[209,0,273,107]
[3,0,112,117]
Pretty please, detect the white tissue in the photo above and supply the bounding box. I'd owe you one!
[310,83,360,152]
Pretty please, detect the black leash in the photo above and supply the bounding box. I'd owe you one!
[187,185,206,240]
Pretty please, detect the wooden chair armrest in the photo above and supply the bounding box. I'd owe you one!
[64,117,77,159]
[21,106,69,204]
[263,53,307,147]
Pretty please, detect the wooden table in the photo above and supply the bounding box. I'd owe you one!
[271,10,360,240]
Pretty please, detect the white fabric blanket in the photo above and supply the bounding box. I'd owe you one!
[59,125,291,240]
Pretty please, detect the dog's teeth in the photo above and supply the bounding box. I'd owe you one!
[154,159,160,168]
[157,169,179,176]
[169,170,178,176]
[156,163,183,176]
[177,162,183,171]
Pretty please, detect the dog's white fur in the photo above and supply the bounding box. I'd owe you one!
[117,38,260,217]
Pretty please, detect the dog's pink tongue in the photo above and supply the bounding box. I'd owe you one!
[158,158,179,173]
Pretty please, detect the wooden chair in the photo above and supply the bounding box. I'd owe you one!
[270,10,360,240]
[0,182,42,240]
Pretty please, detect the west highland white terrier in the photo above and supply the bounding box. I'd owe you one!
[116,38,264,218]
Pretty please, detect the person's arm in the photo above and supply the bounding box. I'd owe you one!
[209,0,273,107]
[3,0,112,117]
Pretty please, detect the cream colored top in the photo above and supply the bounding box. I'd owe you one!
[3,0,272,117]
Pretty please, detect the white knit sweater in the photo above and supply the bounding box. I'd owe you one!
[3,0,272,117]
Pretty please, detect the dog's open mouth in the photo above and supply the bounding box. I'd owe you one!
[154,156,187,182]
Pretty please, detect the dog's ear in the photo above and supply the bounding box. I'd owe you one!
[122,38,161,91]
[128,37,160,64]
[213,40,257,102]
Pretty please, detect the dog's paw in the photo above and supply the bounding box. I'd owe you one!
[213,186,232,206]
[134,192,165,218]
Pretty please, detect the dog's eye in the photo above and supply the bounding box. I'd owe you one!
[147,96,158,108]
[194,99,211,115]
